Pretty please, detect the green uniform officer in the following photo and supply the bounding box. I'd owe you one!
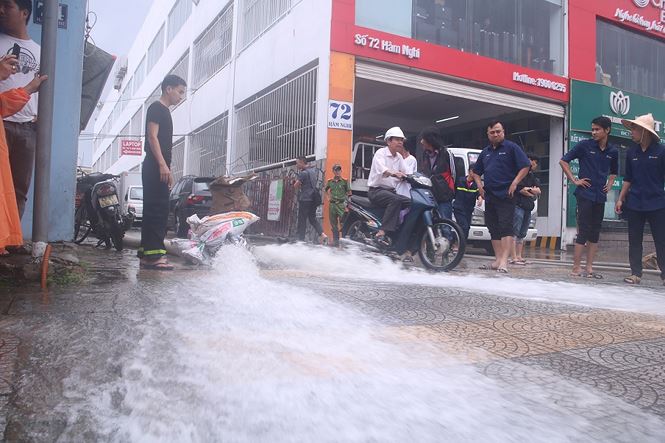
[325,164,352,247]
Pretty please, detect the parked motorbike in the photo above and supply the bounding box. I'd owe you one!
[74,171,134,251]
[341,174,465,272]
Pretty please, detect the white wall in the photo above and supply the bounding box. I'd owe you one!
[93,0,334,175]
[535,115,565,238]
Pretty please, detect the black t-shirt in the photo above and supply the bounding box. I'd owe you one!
[516,172,540,211]
[144,101,173,167]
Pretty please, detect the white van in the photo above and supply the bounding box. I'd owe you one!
[448,147,538,253]
[350,142,538,253]
[124,185,143,223]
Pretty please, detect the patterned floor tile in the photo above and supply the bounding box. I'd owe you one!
[621,364,665,386]
[515,352,614,380]
[612,339,665,363]
[516,328,618,352]
[476,315,581,335]
[363,298,452,325]
[578,374,665,411]
[378,325,492,363]
[593,323,665,343]
[563,346,661,371]
[428,321,505,340]
[464,334,553,358]
[428,302,530,321]
[492,297,594,315]
[567,311,665,327]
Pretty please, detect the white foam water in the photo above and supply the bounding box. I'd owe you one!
[55,245,663,442]
[255,243,665,316]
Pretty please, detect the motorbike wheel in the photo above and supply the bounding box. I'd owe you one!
[73,205,92,244]
[345,220,369,243]
[418,219,466,272]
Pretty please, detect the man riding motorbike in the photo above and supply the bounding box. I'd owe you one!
[367,126,411,246]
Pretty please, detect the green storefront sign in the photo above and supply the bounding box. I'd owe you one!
[566,81,665,227]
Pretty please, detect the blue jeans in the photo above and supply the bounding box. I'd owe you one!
[438,201,453,220]
[513,206,531,242]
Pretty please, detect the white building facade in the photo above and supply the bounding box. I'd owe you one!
[92,0,332,181]
[92,0,574,242]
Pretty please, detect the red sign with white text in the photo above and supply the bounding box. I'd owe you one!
[330,0,569,102]
[121,139,142,156]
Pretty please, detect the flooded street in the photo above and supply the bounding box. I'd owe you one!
[2,244,665,442]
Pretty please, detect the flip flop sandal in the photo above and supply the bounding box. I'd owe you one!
[479,264,497,270]
[374,235,391,247]
[569,272,584,278]
[512,260,527,266]
[496,267,509,274]
[402,255,414,263]
[623,275,641,284]
[585,272,603,279]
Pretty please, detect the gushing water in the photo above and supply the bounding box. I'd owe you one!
[40,245,664,441]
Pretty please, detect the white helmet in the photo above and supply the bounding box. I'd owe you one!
[384,126,405,141]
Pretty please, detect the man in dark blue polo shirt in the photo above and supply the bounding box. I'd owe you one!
[472,120,531,273]
[615,113,665,285]
[560,116,618,279]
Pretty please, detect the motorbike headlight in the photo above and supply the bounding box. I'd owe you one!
[413,176,432,187]
[367,220,378,229]
[471,207,485,226]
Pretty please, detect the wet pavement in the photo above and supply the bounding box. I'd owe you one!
[0,241,665,441]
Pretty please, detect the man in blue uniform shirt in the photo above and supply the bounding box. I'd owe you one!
[560,116,618,279]
[615,113,665,285]
[472,120,531,273]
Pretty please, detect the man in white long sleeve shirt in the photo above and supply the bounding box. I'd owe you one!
[367,126,411,244]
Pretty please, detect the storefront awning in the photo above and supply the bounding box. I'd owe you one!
[356,62,565,118]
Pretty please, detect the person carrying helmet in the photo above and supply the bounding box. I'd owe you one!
[367,126,411,246]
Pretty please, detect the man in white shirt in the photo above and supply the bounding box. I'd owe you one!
[0,0,40,218]
[367,126,411,244]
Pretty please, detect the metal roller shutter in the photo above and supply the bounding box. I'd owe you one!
[355,62,565,118]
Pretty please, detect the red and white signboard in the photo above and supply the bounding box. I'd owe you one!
[121,139,142,156]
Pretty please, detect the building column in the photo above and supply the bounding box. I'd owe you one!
[323,52,355,239]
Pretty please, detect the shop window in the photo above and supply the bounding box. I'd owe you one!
[356,0,563,75]
[357,0,413,38]
[597,20,665,100]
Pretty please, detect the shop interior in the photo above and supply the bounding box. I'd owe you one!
[351,78,562,218]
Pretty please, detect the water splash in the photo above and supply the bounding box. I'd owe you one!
[49,245,663,442]
[254,243,665,316]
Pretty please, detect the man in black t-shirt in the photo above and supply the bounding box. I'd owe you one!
[139,74,186,270]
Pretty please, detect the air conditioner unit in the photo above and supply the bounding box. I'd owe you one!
[113,56,128,90]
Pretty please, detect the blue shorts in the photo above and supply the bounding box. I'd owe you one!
[513,206,531,241]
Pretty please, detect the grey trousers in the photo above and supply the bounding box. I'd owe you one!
[6,120,37,219]
[368,187,411,233]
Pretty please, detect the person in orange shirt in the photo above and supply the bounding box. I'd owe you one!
[0,54,46,254]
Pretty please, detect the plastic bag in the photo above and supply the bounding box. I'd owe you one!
[183,211,260,264]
